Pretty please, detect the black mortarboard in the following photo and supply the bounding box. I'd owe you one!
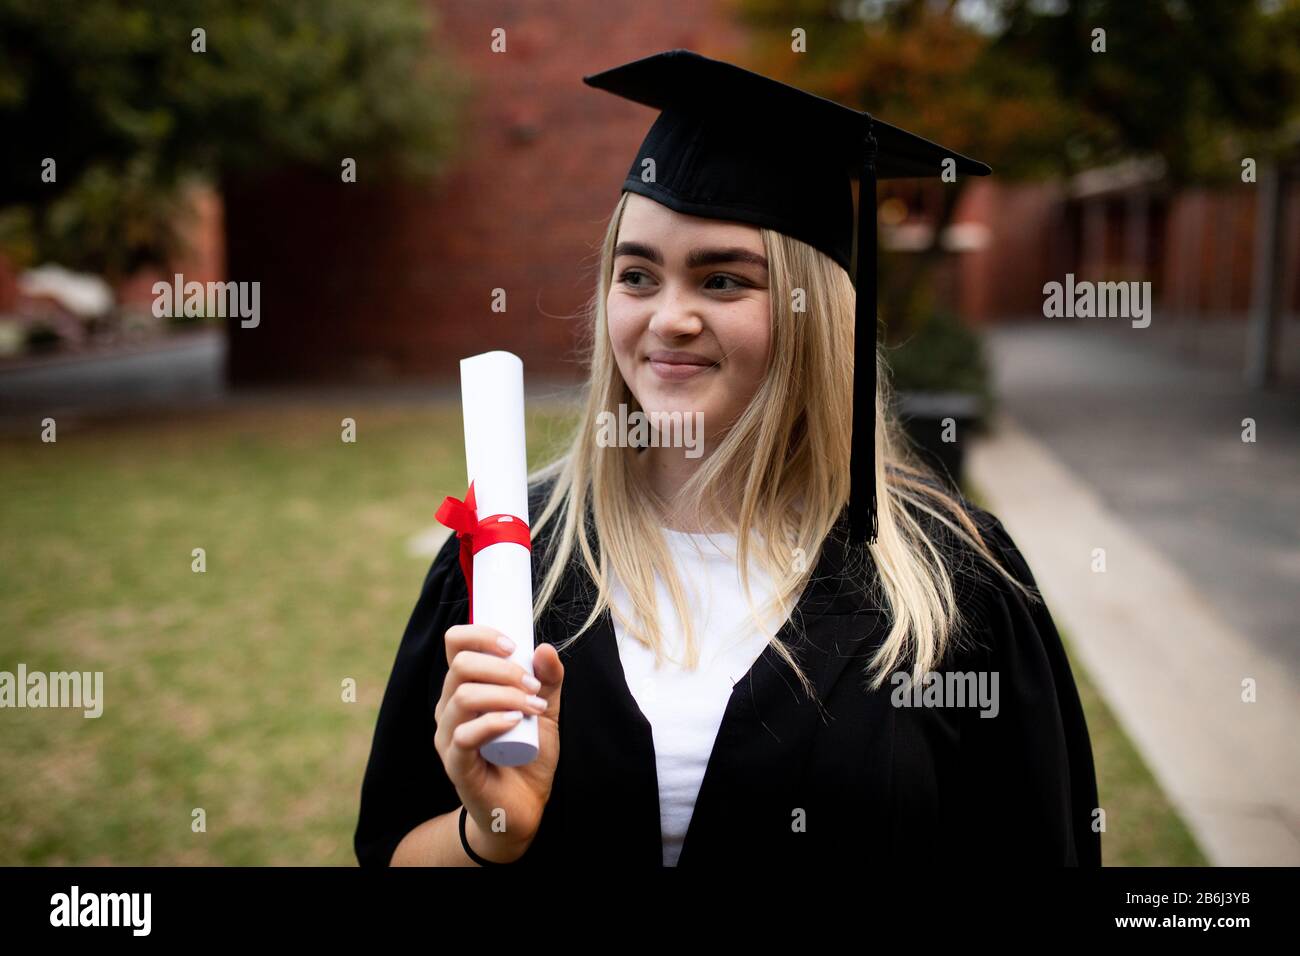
[583,49,991,546]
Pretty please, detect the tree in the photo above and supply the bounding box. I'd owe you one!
[732,0,1300,333]
[0,0,463,280]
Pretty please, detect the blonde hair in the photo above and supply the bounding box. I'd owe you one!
[528,191,1027,699]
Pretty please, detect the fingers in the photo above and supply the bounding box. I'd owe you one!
[439,624,546,730]
[444,710,526,778]
[532,642,565,721]
[533,641,564,687]
[444,623,517,668]
[448,649,538,691]
[453,709,525,749]
[445,680,549,725]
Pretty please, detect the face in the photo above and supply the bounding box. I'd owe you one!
[606,193,772,450]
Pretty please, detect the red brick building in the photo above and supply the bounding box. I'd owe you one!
[223,0,748,384]
[959,170,1300,326]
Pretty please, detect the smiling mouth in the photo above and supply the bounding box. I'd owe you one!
[647,356,715,381]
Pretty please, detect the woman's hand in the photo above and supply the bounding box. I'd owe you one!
[433,623,564,863]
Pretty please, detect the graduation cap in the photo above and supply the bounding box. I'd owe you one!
[583,49,991,546]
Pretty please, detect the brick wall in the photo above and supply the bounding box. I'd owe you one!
[224,0,745,385]
[960,178,1300,323]
[1161,185,1300,319]
[960,179,1068,323]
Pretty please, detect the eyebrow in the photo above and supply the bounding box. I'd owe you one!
[614,241,768,271]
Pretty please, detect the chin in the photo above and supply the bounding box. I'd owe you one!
[638,385,711,418]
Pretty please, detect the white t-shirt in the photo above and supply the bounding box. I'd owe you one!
[609,527,793,866]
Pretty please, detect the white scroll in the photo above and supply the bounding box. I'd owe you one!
[457,351,539,767]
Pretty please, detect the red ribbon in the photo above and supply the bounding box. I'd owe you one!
[434,480,532,624]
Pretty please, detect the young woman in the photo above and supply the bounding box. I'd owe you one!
[354,50,1101,868]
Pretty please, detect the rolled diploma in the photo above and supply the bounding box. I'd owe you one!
[459,351,539,767]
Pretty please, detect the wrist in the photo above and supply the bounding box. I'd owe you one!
[461,806,534,864]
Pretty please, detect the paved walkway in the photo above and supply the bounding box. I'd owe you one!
[0,332,584,434]
[969,322,1300,865]
[0,330,226,423]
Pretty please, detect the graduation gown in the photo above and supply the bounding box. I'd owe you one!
[355,478,1102,867]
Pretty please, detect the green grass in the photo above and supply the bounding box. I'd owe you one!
[0,401,1204,864]
[0,400,577,865]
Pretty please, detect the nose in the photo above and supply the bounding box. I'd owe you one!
[647,281,703,340]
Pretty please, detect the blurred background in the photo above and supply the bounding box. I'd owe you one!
[1,0,1297,865]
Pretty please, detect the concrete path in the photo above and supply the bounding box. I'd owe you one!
[968,323,1300,866]
[980,323,1300,680]
[0,330,226,422]
[0,332,584,434]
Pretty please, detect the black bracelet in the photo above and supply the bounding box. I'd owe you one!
[459,805,510,866]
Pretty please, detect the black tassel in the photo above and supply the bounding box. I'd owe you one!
[848,116,879,547]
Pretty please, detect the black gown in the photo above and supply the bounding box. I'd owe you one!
[355,477,1102,867]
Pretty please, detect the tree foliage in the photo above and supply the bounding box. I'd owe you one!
[735,0,1299,185]
[0,0,464,275]
[732,0,1300,364]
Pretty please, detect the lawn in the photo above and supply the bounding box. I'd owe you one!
[0,400,1203,864]
[0,400,577,865]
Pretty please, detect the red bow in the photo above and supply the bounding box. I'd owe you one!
[434,480,532,624]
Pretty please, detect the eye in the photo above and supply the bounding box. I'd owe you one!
[616,268,658,290]
[704,273,748,292]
